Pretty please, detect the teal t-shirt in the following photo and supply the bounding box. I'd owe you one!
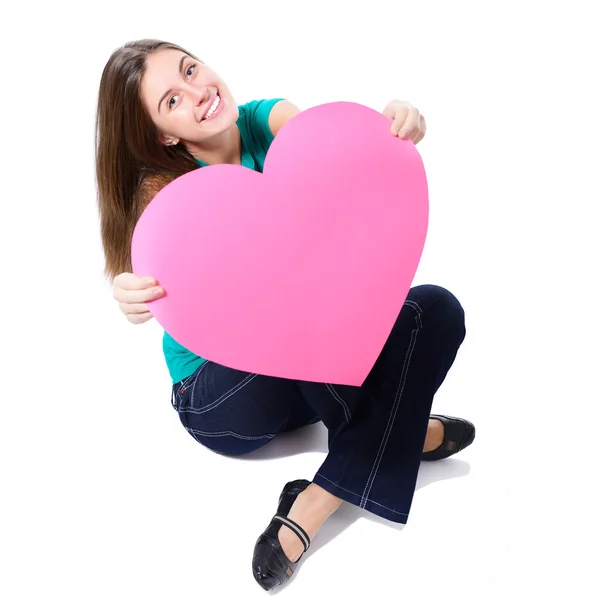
[163,98,285,383]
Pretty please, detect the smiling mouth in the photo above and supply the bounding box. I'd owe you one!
[202,92,221,121]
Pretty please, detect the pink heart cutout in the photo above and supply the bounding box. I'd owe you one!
[132,102,428,385]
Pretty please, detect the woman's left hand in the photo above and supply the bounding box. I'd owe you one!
[382,100,426,144]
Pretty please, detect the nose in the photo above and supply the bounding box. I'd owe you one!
[187,85,210,106]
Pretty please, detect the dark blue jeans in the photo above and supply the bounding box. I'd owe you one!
[171,285,466,523]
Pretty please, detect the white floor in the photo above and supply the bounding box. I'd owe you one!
[2,1,599,598]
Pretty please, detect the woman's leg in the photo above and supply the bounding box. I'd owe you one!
[172,361,318,456]
[276,285,466,558]
[172,285,466,562]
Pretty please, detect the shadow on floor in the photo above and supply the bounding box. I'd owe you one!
[232,421,330,461]
[231,422,472,594]
[270,456,471,595]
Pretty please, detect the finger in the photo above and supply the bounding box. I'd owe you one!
[390,107,409,136]
[413,115,426,143]
[381,103,396,120]
[399,107,421,138]
[114,286,163,304]
[127,312,154,325]
[119,301,152,315]
[410,122,422,143]
[113,272,157,291]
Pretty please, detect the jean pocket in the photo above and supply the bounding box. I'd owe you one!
[172,364,207,412]
[172,382,189,411]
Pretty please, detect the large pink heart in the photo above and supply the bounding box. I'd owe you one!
[131,102,428,385]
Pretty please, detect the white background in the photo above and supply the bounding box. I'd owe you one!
[1,0,599,598]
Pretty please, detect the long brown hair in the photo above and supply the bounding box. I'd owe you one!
[95,39,201,279]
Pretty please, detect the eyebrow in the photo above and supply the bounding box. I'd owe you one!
[157,55,189,113]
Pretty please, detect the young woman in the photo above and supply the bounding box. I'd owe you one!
[96,39,475,591]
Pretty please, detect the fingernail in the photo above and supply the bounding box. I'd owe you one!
[154,288,163,297]
[399,129,409,138]
[146,278,156,285]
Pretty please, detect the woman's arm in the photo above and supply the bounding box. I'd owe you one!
[269,98,426,144]
[268,100,302,136]
[112,175,171,324]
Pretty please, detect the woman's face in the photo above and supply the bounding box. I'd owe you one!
[141,48,238,146]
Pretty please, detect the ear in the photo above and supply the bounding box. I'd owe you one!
[161,134,180,147]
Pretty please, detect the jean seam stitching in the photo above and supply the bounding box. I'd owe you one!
[180,373,258,414]
[325,384,351,424]
[403,300,423,314]
[188,361,210,406]
[314,474,409,516]
[175,361,209,407]
[185,426,276,441]
[360,300,423,508]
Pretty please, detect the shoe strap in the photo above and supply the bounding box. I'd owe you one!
[273,515,311,552]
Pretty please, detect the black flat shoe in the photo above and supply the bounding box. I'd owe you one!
[252,479,311,591]
[421,414,476,461]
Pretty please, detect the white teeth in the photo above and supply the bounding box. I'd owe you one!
[204,94,220,119]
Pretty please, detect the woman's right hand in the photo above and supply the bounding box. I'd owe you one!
[113,272,164,324]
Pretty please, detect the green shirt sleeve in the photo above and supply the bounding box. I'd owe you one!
[245,98,285,153]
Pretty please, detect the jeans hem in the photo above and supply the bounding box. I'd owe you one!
[313,473,409,525]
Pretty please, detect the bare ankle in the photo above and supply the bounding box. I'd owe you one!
[301,483,343,517]
[277,483,342,562]
[423,418,444,452]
